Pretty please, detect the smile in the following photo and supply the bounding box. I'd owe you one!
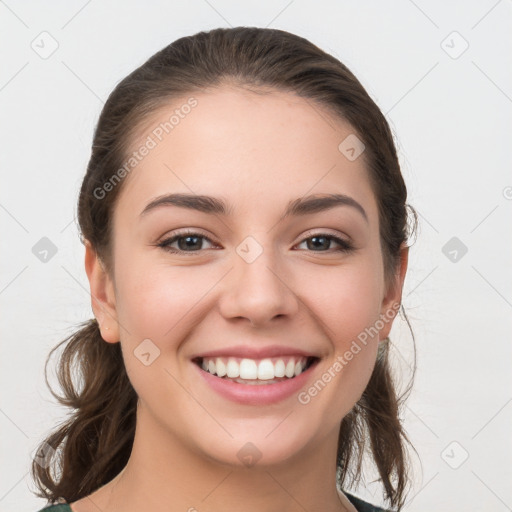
[196,356,316,383]
[192,354,320,404]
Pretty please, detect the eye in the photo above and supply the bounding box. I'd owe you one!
[157,230,217,254]
[157,230,354,255]
[295,233,354,253]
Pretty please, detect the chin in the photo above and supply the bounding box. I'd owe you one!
[189,419,318,469]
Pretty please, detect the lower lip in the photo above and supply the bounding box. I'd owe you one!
[194,361,318,405]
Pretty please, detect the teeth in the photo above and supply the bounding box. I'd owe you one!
[274,359,285,378]
[200,356,310,380]
[257,359,275,380]
[216,359,227,377]
[226,358,240,378]
[285,360,296,378]
[239,359,258,379]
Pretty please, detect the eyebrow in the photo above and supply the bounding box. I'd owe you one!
[140,192,368,223]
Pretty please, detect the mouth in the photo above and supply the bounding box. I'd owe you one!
[192,355,320,386]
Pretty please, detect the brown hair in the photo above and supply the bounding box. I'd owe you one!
[31,26,417,510]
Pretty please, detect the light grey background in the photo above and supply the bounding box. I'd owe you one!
[1,1,511,511]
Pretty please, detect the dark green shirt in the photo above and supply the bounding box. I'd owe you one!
[37,492,390,512]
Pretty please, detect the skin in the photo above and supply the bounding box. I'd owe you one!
[72,86,408,512]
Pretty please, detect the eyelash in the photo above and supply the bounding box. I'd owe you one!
[156,229,354,255]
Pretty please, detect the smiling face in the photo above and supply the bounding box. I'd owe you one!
[86,86,406,469]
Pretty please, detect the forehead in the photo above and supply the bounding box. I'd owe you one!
[115,86,377,223]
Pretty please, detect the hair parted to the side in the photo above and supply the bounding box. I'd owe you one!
[31,26,417,510]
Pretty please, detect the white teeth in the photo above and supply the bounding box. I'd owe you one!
[285,360,296,378]
[257,359,275,380]
[274,359,285,378]
[226,358,240,378]
[216,358,227,377]
[200,356,311,381]
[239,359,258,379]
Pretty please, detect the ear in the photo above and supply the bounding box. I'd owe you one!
[378,243,409,341]
[84,240,120,344]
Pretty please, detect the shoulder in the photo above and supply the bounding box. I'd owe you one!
[345,491,392,512]
[37,504,72,511]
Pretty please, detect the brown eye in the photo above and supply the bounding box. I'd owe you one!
[158,231,216,254]
[297,234,354,253]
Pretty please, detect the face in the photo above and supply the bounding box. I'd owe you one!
[86,86,406,468]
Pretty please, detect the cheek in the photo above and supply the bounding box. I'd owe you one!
[112,259,211,404]
[305,258,383,345]
[114,247,384,357]
[300,258,383,401]
[294,287,381,433]
[114,252,212,338]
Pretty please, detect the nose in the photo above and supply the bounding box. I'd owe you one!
[217,241,299,327]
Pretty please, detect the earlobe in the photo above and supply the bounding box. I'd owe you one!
[84,240,120,344]
[379,243,409,341]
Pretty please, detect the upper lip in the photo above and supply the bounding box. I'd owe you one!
[191,345,320,360]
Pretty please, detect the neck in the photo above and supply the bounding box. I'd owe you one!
[86,403,353,512]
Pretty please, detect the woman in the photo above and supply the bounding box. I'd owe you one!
[33,26,416,512]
